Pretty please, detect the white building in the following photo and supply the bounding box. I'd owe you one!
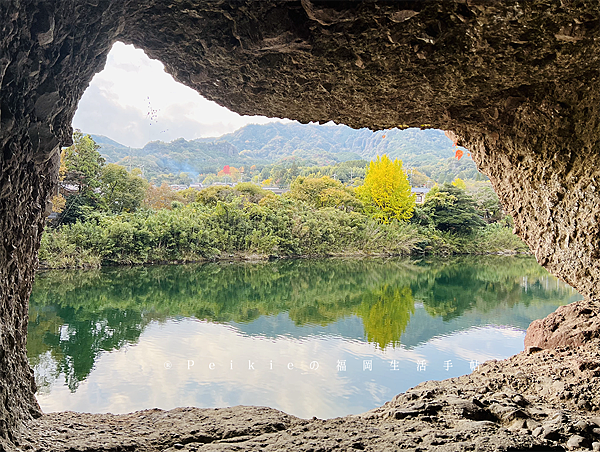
[411,187,430,204]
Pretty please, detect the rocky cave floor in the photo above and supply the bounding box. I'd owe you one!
[18,308,600,452]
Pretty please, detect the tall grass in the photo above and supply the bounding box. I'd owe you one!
[39,202,529,269]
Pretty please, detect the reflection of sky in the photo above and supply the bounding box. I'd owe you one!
[229,293,578,350]
[36,318,524,419]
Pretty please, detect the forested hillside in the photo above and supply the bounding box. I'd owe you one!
[91,122,482,185]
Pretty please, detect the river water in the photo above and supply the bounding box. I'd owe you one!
[28,256,580,419]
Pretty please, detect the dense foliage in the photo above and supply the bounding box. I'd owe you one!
[356,155,415,223]
[44,132,527,268]
[414,183,486,234]
[98,164,148,213]
[41,196,420,267]
[288,176,362,211]
[41,182,527,269]
[56,130,148,224]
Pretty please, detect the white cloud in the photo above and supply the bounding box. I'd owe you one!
[34,320,528,419]
[72,42,288,148]
[429,326,525,364]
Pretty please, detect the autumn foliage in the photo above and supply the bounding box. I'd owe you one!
[356,155,416,223]
[217,165,241,182]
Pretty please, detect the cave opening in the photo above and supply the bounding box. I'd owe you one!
[1,1,599,450]
[72,41,287,149]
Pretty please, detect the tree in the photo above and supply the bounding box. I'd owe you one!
[179,187,201,204]
[451,177,467,190]
[197,183,274,206]
[356,155,415,223]
[409,169,432,187]
[61,130,105,200]
[175,172,192,185]
[218,166,241,183]
[466,181,504,223]
[99,164,148,213]
[57,131,106,223]
[288,176,362,211]
[418,183,486,233]
[50,194,66,214]
[202,174,217,186]
[144,183,185,210]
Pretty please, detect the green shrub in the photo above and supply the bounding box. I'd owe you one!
[39,194,528,268]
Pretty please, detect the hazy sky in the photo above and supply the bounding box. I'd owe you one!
[72,42,288,148]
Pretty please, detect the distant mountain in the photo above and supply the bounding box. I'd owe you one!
[90,135,128,162]
[91,122,480,184]
[91,135,264,181]
[210,123,458,166]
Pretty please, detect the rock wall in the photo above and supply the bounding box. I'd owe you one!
[1,1,124,446]
[464,82,600,300]
[1,0,599,448]
[0,149,46,447]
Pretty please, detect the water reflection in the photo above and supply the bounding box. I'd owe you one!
[28,256,580,418]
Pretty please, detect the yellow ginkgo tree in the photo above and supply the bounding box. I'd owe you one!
[356,155,416,223]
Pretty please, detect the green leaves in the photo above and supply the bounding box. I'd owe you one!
[99,163,148,214]
[288,176,363,211]
[61,130,105,198]
[58,132,148,223]
[418,183,485,234]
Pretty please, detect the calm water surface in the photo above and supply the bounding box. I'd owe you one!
[28,256,581,419]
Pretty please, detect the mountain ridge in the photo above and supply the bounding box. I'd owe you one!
[90,122,480,184]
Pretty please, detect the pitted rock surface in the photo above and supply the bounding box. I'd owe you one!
[1,0,600,449]
[525,298,600,350]
[3,0,600,295]
[19,340,600,451]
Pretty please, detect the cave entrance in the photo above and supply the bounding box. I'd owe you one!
[30,40,577,426]
[1,1,599,449]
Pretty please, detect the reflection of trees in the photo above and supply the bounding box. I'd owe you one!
[30,260,421,325]
[28,304,149,392]
[356,285,414,350]
[29,259,422,390]
[410,256,574,321]
[28,256,578,391]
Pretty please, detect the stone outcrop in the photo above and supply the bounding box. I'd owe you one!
[525,299,600,350]
[19,340,600,451]
[1,0,600,450]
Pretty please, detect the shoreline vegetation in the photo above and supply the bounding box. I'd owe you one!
[40,192,528,270]
[40,134,529,270]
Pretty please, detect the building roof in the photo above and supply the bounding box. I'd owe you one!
[411,187,431,194]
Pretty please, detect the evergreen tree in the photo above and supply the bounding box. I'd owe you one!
[57,130,106,223]
[419,183,485,233]
[61,130,105,200]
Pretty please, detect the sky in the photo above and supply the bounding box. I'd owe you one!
[72,42,288,148]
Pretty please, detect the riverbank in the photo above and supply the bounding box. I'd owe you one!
[37,247,530,270]
[39,202,528,269]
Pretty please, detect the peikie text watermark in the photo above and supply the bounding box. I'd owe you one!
[162,358,484,373]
